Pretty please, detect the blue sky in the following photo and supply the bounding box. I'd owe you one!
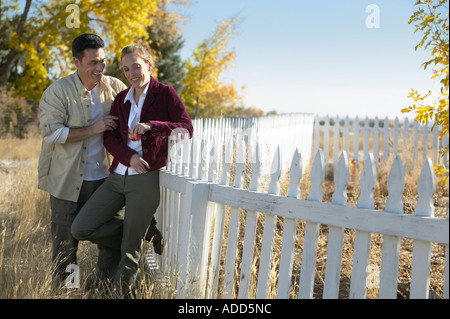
[171,0,441,119]
[10,0,442,119]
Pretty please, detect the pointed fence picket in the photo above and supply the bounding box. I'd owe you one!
[151,130,449,299]
[276,149,302,299]
[237,144,263,299]
[255,146,282,299]
[322,151,349,299]
[313,115,449,172]
[297,149,324,299]
[379,156,404,298]
[349,153,376,299]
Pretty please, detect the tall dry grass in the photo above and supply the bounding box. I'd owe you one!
[0,127,175,299]
[0,127,53,298]
[0,126,448,299]
[206,140,448,299]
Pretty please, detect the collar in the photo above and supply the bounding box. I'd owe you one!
[124,79,151,106]
[74,70,107,97]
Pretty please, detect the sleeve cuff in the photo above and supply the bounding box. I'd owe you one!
[43,126,69,144]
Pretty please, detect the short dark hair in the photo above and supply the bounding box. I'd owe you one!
[72,33,104,61]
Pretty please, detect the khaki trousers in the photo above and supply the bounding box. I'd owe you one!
[71,170,160,293]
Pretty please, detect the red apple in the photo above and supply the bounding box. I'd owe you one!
[130,132,142,141]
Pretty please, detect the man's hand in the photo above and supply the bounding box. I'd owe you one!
[129,153,150,174]
[91,115,119,134]
[65,115,118,144]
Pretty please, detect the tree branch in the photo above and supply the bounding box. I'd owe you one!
[16,0,32,37]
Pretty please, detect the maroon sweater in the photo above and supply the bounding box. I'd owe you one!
[104,78,193,173]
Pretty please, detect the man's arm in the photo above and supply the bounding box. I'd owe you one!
[63,75,126,144]
[65,115,118,144]
[39,82,119,144]
[41,113,119,144]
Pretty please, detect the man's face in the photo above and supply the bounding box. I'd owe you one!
[74,48,106,90]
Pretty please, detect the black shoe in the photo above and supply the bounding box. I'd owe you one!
[145,220,164,255]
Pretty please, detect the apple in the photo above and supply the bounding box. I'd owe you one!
[130,132,142,141]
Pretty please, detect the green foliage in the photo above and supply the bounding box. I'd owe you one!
[104,1,187,92]
[146,2,186,93]
[402,0,449,183]
[104,58,129,86]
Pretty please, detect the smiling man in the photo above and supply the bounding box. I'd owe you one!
[38,33,128,289]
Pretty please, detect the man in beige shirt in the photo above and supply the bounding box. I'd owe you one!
[38,34,162,290]
[38,34,125,289]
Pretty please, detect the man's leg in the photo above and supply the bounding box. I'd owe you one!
[50,196,79,289]
[145,217,164,255]
[50,224,78,289]
[50,179,108,289]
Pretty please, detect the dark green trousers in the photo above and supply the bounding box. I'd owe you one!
[50,178,123,287]
[71,170,160,293]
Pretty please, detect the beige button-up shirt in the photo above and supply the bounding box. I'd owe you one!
[38,71,127,202]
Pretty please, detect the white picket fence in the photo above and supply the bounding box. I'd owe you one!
[150,127,449,299]
[189,113,315,176]
[313,115,449,171]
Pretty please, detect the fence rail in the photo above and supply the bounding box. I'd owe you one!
[150,126,449,299]
[190,113,315,176]
[313,115,449,171]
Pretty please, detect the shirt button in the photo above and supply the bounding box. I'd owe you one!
[143,149,148,154]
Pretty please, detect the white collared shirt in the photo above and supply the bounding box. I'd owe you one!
[84,84,109,180]
[114,81,150,175]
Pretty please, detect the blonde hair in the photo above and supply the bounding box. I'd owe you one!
[120,44,154,75]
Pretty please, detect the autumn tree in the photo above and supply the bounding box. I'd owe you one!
[0,0,33,88]
[0,0,160,101]
[105,0,188,92]
[225,106,265,118]
[181,17,245,119]
[146,0,187,93]
[402,0,449,183]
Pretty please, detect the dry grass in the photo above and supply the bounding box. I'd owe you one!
[0,127,176,299]
[0,128,55,298]
[209,143,448,299]
[0,126,448,299]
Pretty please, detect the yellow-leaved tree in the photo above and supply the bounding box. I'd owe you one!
[181,18,245,118]
[402,0,449,183]
[1,0,160,101]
